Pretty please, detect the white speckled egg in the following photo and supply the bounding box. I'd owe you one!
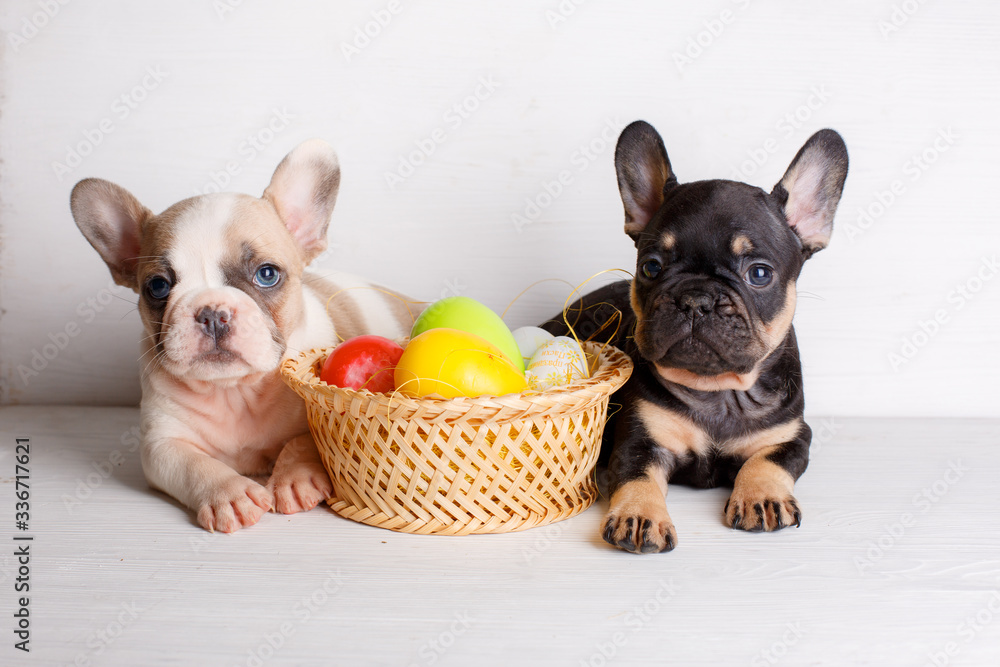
[512,326,555,368]
[525,336,590,390]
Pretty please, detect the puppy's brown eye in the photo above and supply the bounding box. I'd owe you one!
[641,259,662,280]
[745,264,773,287]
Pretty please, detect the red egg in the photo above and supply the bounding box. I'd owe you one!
[320,335,404,393]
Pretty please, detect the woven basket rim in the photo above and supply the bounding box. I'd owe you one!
[281,340,633,424]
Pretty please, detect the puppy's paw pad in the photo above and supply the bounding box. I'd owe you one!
[268,468,333,515]
[725,494,801,532]
[603,512,677,554]
[197,478,273,533]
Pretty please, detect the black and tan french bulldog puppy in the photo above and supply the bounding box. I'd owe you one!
[71,140,416,533]
[543,121,847,553]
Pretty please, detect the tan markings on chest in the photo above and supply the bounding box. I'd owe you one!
[723,418,803,459]
[636,399,711,457]
[637,400,802,460]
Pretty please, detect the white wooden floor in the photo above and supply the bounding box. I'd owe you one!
[1,406,998,666]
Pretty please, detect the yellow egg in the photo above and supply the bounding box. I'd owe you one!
[410,296,524,372]
[394,328,528,399]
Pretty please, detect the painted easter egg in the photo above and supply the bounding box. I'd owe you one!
[525,336,590,390]
[511,326,555,369]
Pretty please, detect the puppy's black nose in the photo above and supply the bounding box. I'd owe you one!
[196,307,231,344]
[677,292,715,317]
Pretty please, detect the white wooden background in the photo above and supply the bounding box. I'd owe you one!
[1,0,998,415]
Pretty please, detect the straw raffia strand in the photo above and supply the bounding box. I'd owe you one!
[281,341,633,535]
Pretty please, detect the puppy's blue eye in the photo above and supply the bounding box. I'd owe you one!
[745,264,773,287]
[641,259,662,280]
[253,264,281,288]
[146,277,171,300]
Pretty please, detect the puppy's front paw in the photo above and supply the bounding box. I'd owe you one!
[724,490,801,532]
[197,477,274,533]
[603,511,677,553]
[603,476,677,553]
[266,463,333,515]
[267,435,334,514]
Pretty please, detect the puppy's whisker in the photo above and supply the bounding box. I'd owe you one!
[137,345,163,363]
[138,350,160,373]
[137,329,170,345]
[140,349,170,377]
[109,292,138,304]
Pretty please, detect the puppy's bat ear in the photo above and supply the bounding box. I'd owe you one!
[772,129,848,258]
[70,178,151,291]
[615,121,677,241]
[263,139,341,263]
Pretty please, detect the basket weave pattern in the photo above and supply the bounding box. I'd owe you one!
[281,342,632,535]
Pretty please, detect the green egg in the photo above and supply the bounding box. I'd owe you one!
[410,296,525,373]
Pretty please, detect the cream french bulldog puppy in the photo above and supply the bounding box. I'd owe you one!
[71,140,415,532]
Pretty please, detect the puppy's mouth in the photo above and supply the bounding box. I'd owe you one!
[157,330,271,380]
[659,334,744,375]
[194,348,246,366]
[636,297,764,376]
[148,288,287,383]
